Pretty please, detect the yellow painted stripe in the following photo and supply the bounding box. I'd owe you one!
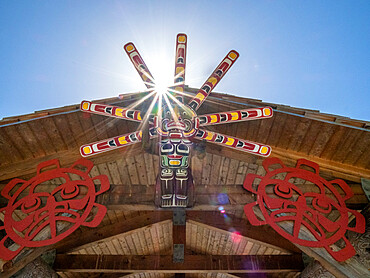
[178,35,186,43]
[184,129,195,136]
[225,138,235,146]
[126,44,134,52]
[260,146,269,154]
[210,115,218,123]
[263,108,271,116]
[195,93,205,101]
[228,51,237,60]
[175,87,184,93]
[83,146,92,154]
[176,67,184,74]
[208,77,217,86]
[118,136,128,145]
[81,102,89,110]
[115,108,124,117]
[205,132,214,140]
[231,112,239,120]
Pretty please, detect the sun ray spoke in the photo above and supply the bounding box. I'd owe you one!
[80,130,143,157]
[124,42,156,89]
[198,106,273,126]
[194,129,271,157]
[173,33,187,103]
[80,100,149,122]
[188,50,239,111]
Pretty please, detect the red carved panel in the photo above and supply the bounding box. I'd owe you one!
[243,157,365,262]
[0,158,110,261]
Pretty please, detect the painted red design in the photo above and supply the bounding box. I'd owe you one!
[243,157,365,262]
[0,158,109,261]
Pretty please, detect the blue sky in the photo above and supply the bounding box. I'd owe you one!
[0,1,369,120]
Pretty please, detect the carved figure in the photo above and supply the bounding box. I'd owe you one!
[0,159,109,260]
[243,157,365,261]
[80,33,273,207]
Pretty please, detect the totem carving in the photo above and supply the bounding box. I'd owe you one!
[0,159,109,261]
[243,157,365,262]
[80,33,273,207]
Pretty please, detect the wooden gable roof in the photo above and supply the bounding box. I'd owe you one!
[0,88,369,277]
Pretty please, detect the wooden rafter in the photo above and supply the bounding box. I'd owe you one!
[54,254,304,273]
[186,211,301,254]
[56,211,172,253]
[55,211,300,256]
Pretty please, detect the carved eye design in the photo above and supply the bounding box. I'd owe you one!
[161,119,169,131]
[274,181,293,199]
[177,144,189,155]
[202,85,211,93]
[61,183,80,200]
[161,143,174,154]
[21,196,41,213]
[183,119,193,132]
[215,69,223,77]
[175,77,184,83]
[312,196,332,213]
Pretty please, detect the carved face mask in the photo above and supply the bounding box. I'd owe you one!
[157,105,199,138]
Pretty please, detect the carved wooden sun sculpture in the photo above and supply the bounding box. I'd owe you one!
[79,33,273,208]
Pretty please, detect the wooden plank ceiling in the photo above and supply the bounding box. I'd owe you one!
[0,88,369,277]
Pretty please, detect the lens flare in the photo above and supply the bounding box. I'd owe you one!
[230,231,242,243]
[217,193,229,205]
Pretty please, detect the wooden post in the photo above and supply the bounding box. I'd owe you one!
[173,209,186,263]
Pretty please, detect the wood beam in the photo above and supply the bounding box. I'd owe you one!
[98,191,366,211]
[61,273,295,278]
[79,273,132,278]
[56,211,172,253]
[54,254,304,273]
[186,211,301,254]
[227,274,299,278]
